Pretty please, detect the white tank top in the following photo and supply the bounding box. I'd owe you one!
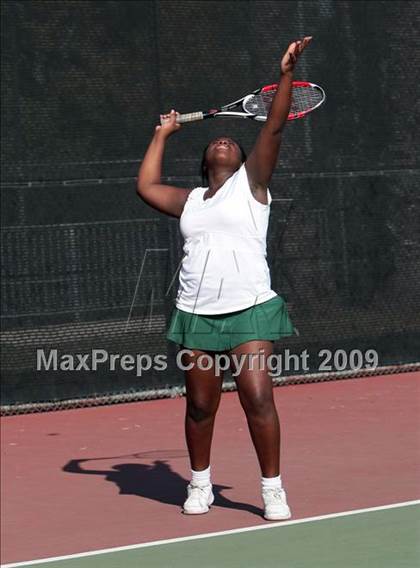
[176,163,277,314]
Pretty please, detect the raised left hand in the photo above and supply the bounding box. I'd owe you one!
[281,36,313,74]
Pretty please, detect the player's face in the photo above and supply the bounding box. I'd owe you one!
[205,137,242,170]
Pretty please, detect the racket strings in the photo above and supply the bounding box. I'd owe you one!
[289,86,323,114]
[244,86,323,118]
[244,93,273,117]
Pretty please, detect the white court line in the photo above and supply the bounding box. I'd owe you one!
[2,500,419,567]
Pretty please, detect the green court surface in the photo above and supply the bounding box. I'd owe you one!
[9,504,420,568]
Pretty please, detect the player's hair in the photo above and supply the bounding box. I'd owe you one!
[200,139,247,186]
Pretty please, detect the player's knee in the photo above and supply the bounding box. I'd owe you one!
[186,400,215,423]
[243,394,274,420]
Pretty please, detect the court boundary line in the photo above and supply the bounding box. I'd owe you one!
[2,500,419,567]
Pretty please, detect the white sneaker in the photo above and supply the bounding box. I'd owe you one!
[262,487,291,521]
[182,483,214,515]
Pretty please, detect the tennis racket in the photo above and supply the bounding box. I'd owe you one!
[160,81,325,125]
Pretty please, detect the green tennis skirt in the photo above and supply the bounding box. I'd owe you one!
[166,295,294,352]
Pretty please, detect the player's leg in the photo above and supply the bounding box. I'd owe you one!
[181,347,224,514]
[230,340,280,475]
[229,339,291,520]
[182,348,224,470]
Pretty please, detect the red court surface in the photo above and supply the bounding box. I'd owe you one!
[1,372,420,565]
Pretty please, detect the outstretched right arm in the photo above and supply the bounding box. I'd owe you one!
[136,110,191,218]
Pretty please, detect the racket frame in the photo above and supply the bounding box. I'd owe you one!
[161,81,325,124]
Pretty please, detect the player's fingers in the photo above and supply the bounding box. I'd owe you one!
[170,109,181,127]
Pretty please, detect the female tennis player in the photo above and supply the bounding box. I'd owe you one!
[137,37,312,521]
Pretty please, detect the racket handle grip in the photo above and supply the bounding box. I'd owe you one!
[160,112,204,125]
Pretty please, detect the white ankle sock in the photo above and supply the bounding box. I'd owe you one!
[191,465,211,487]
[261,474,283,490]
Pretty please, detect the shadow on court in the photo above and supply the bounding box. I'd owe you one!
[63,457,264,517]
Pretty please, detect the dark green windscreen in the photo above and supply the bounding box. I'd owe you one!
[1,1,419,409]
